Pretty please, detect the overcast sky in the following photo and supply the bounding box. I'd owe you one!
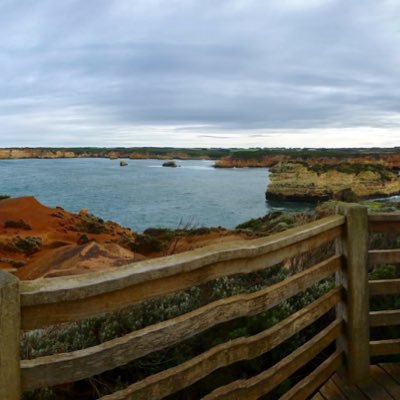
[1,0,399,148]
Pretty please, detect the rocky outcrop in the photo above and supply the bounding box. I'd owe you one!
[162,160,178,167]
[266,163,400,202]
[0,148,214,160]
[214,153,400,169]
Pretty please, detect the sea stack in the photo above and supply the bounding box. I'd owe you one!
[162,160,178,167]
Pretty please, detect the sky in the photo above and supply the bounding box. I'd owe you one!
[0,0,399,148]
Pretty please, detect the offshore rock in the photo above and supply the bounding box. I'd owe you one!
[162,160,178,167]
[266,162,400,202]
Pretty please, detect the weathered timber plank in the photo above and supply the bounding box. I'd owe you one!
[202,320,342,400]
[369,221,400,234]
[319,378,347,400]
[332,374,369,400]
[311,394,326,400]
[20,215,344,306]
[370,339,400,356]
[368,250,400,266]
[0,271,21,399]
[368,214,400,222]
[368,214,400,234]
[369,310,400,327]
[92,289,342,400]
[369,365,400,399]
[21,258,341,390]
[369,279,400,296]
[379,364,400,385]
[357,377,394,400]
[336,204,370,385]
[21,226,342,330]
[279,351,342,400]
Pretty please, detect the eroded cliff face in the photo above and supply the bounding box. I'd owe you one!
[0,149,76,159]
[266,163,400,201]
[215,154,400,169]
[0,148,211,160]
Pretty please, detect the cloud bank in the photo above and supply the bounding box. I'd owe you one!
[1,0,399,147]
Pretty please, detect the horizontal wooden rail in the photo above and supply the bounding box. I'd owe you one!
[370,310,400,327]
[370,339,400,356]
[97,288,341,400]
[369,279,400,296]
[20,216,343,329]
[369,213,400,233]
[279,350,342,400]
[202,320,342,400]
[369,249,400,266]
[21,256,341,390]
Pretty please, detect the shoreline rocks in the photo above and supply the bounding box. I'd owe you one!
[266,162,400,202]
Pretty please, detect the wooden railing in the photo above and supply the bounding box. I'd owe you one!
[368,214,400,358]
[1,203,399,399]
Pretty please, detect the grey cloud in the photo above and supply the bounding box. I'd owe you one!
[0,0,399,146]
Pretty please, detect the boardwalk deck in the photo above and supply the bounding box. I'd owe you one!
[312,364,400,400]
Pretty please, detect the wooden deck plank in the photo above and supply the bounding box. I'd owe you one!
[369,365,400,399]
[379,364,400,385]
[310,394,326,400]
[356,383,394,400]
[331,374,368,400]
[315,365,400,400]
[319,379,347,400]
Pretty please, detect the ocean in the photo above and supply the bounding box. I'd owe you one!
[0,158,310,232]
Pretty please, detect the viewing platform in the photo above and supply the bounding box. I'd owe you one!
[1,203,400,399]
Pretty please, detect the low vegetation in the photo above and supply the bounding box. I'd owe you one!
[19,200,400,399]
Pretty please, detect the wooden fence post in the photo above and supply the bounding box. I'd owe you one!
[336,203,370,385]
[0,270,21,399]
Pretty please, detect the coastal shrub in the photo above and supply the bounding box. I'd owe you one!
[4,219,32,230]
[130,233,164,253]
[77,234,90,245]
[75,213,109,234]
[4,236,42,255]
[307,162,397,181]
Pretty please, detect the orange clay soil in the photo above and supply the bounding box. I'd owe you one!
[0,197,250,280]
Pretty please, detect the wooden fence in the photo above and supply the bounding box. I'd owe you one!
[1,203,399,399]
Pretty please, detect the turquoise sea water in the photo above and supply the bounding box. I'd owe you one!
[0,158,310,232]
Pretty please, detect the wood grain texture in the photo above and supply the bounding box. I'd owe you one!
[380,363,400,385]
[370,339,400,356]
[368,249,400,266]
[202,320,342,400]
[368,214,400,222]
[21,256,341,390]
[97,288,341,400]
[369,279,400,296]
[0,271,21,400]
[331,374,369,400]
[336,204,370,385]
[279,351,342,400]
[21,222,343,330]
[319,376,347,400]
[369,365,400,399]
[20,215,344,306]
[369,310,400,327]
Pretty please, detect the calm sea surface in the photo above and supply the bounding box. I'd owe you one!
[0,158,309,232]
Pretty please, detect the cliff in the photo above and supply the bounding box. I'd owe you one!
[215,153,400,169]
[0,148,227,160]
[266,163,400,202]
